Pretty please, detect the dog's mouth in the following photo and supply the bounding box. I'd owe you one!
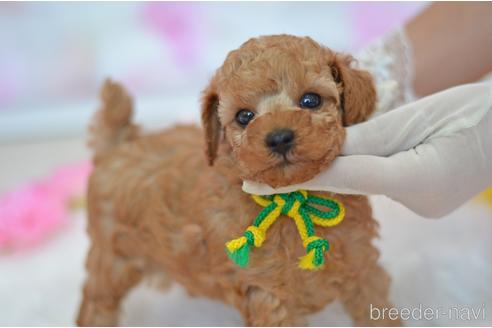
[265,152,297,170]
[252,155,295,175]
[244,144,339,187]
[278,155,293,167]
[268,147,328,169]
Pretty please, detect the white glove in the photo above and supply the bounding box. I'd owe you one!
[243,83,492,218]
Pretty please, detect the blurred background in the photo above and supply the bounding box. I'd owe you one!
[1,2,491,326]
[0,1,425,142]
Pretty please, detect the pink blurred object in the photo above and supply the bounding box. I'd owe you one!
[0,161,91,251]
[142,2,205,68]
[350,2,425,50]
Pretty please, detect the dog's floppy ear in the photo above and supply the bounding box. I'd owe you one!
[332,54,376,125]
[201,78,221,166]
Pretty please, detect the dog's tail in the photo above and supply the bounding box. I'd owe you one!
[88,79,139,162]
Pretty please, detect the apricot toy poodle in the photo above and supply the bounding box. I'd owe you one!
[77,34,400,326]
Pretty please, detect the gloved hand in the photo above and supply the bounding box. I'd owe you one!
[243,83,492,218]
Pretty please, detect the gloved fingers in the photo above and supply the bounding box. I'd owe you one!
[242,155,402,196]
[342,107,426,156]
[242,180,302,195]
[400,115,492,218]
[242,146,444,216]
[343,83,492,157]
[322,149,454,218]
[242,143,484,218]
[304,155,407,195]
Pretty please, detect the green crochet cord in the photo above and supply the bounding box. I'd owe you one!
[225,190,345,270]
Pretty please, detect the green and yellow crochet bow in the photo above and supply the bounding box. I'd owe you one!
[225,190,345,270]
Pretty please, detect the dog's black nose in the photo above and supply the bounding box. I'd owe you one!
[265,129,295,154]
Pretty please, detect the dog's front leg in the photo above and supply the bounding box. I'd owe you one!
[241,286,306,326]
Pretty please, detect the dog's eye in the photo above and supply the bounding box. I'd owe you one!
[299,93,321,109]
[235,109,255,127]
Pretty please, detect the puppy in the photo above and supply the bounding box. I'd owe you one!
[77,34,399,326]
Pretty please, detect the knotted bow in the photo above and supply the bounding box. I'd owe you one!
[225,190,345,270]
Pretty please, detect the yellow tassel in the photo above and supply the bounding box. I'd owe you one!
[299,249,318,270]
[225,236,248,253]
[298,236,327,270]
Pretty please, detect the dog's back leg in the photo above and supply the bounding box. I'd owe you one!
[77,186,144,326]
[339,246,401,326]
[77,243,143,326]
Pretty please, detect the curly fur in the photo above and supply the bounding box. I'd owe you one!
[77,35,399,326]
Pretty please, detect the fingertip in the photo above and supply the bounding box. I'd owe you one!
[241,180,255,194]
[242,180,301,195]
[242,180,275,195]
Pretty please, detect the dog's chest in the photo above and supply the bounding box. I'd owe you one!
[149,187,350,292]
[106,137,374,301]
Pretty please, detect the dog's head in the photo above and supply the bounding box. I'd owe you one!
[201,35,376,187]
